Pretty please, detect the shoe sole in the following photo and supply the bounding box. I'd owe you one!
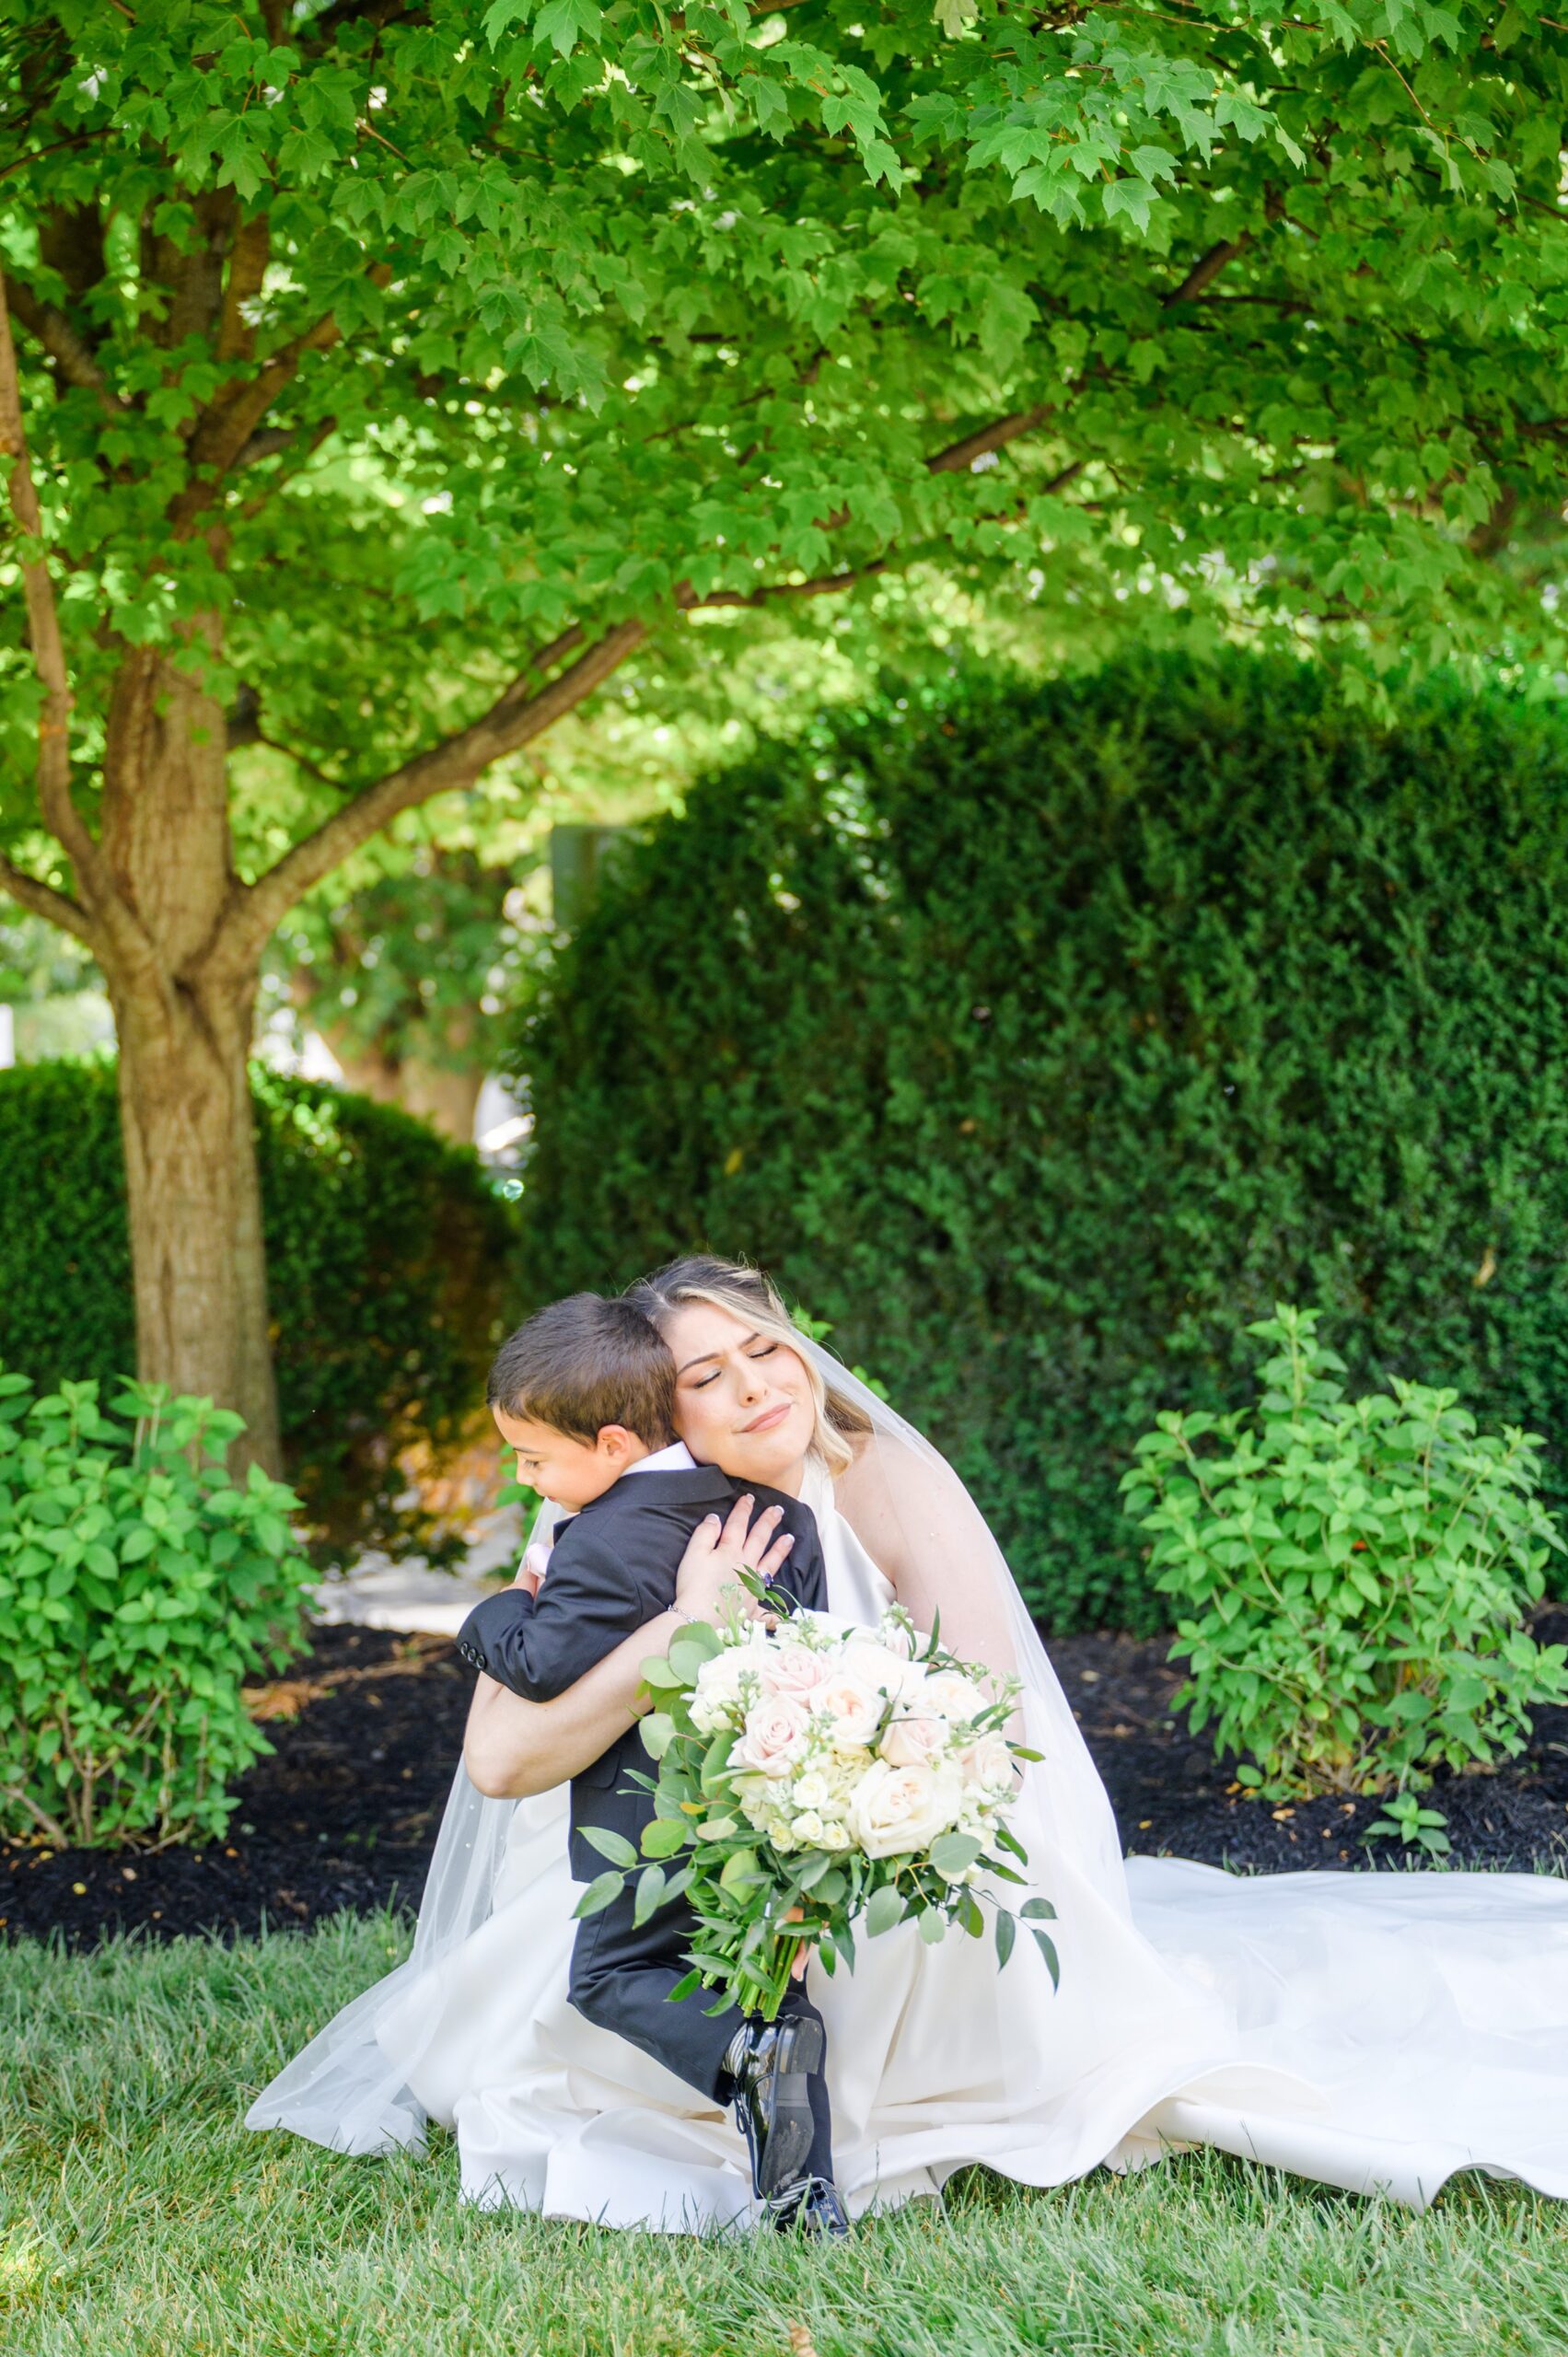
[755,2016,823,2200]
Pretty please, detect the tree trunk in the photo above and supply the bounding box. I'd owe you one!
[99,628,282,1472]
[399,1058,485,1146]
[313,1014,486,1144]
[315,1025,405,1108]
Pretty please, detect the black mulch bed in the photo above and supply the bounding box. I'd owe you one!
[6,1615,1568,1952]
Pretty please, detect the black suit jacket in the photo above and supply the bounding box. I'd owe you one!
[454,1463,828,1881]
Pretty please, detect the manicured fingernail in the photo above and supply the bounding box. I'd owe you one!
[782,1536,796,1551]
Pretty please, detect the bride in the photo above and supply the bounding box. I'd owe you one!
[249,1256,1568,2224]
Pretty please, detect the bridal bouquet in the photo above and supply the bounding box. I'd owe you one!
[576,1603,1058,2020]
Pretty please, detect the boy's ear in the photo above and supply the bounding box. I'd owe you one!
[597,1422,641,1461]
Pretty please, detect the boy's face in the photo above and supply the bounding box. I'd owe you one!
[492,1405,646,1512]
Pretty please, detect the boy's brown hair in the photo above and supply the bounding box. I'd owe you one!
[485,1295,676,1447]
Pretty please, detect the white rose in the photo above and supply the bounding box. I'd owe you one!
[844,1759,965,1859]
[879,1707,951,1770]
[693,1648,749,1709]
[792,1771,830,1810]
[843,1641,924,1701]
[918,1670,989,1724]
[874,1613,917,1661]
[813,1673,886,1753]
[731,1693,812,1779]
[819,1820,853,1851]
[956,1731,1015,1794]
[791,1810,828,1846]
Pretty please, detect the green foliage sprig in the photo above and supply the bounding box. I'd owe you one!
[0,1369,314,1850]
[575,1606,1055,2023]
[1121,1306,1568,1810]
[0,1062,518,1552]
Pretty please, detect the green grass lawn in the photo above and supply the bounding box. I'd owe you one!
[3,1913,1567,2357]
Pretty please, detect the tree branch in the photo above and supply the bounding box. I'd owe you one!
[1,271,93,886]
[217,215,271,364]
[685,563,889,610]
[6,279,124,417]
[169,312,343,536]
[0,269,158,989]
[210,400,1100,973]
[215,618,648,970]
[0,854,98,947]
[1164,236,1251,307]
[926,406,1056,476]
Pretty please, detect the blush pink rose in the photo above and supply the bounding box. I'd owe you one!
[731,1693,812,1779]
[757,1643,833,1701]
[879,1708,950,1769]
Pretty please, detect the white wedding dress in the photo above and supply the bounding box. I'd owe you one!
[249,1372,1568,2226]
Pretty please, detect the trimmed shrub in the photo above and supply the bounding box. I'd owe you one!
[1122,1304,1568,1808]
[0,1062,519,1550]
[0,1370,314,1847]
[512,655,1568,1630]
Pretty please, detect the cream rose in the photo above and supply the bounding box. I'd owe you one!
[813,1673,886,1752]
[956,1731,1015,1794]
[843,1641,924,1702]
[919,1670,989,1724]
[879,1707,952,1770]
[731,1692,812,1779]
[844,1759,964,1858]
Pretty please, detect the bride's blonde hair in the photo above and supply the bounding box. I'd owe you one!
[624,1255,873,1477]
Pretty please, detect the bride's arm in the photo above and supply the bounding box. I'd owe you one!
[833,1433,1020,1681]
[461,1492,795,1798]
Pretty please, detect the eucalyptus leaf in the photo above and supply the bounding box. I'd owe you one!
[581,1825,638,1870]
[573,1872,624,1920]
[865,1884,906,1938]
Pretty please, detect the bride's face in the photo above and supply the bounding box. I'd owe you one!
[662,1301,816,1490]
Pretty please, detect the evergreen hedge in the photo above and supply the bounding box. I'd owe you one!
[513,656,1568,1630]
[0,1062,518,1550]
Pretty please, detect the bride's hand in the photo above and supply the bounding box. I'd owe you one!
[512,1538,552,1600]
[674,1493,796,1625]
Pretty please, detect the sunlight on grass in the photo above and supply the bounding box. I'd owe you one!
[4,1913,1568,2356]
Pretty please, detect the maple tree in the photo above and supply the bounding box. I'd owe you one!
[3,0,1567,1461]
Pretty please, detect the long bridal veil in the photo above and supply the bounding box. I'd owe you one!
[250,1340,1568,2209]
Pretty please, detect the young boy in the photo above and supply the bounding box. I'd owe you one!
[454,1294,847,2234]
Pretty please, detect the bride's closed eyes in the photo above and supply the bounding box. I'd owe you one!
[690,1344,778,1389]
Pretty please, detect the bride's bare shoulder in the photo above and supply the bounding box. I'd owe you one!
[833,1426,946,1511]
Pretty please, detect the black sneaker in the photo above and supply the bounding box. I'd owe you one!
[765,2174,853,2237]
[724,2014,824,2200]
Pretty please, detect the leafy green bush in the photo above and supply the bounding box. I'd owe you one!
[512,656,1568,1628]
[1121,1306,1568,1809]
[0,1061,519,1550]
[0,1369,314,1848]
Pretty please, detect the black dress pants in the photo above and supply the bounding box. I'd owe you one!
[568,1886,835,2184]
